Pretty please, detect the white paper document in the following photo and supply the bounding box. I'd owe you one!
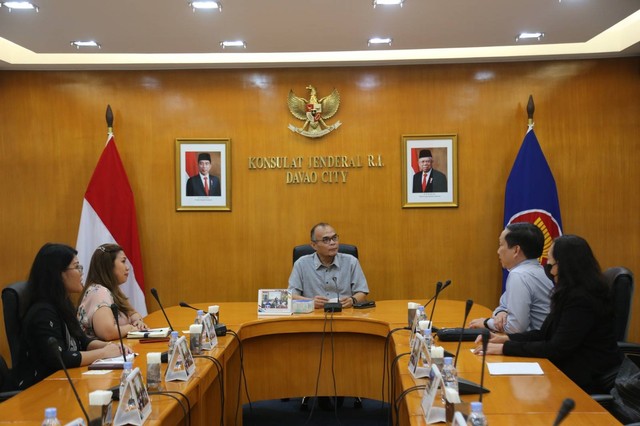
[487,362,544,375]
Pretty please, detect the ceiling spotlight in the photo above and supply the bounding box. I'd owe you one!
[515,32,545,42]
[189,1,221,11]
[1,1,39,11]
[220,40,246,48]
[70,41,101,49]
[373,0,403,7]
[368,37,392,46]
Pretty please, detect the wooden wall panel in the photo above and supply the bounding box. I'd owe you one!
[1,58,639,363]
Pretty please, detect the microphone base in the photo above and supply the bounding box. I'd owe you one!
[458,377,490,395]
[215,323,227,336]
[324,302,342,312]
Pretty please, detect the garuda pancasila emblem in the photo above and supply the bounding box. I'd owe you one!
[287,85,341,138]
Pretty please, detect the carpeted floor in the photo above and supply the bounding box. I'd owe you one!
[242,397,391,426]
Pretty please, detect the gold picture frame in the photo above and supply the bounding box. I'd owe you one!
[402,134,458,208]
[175,138,231,211]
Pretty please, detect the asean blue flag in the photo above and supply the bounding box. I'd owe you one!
[503,127,563,290]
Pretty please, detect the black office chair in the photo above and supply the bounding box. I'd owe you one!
[0,354,20,401]
[603,267,634,342]
[292,243,362,410]
[2,281,34,368]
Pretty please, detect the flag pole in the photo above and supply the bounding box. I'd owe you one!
[106,104,114,135]
[527,95,535,130]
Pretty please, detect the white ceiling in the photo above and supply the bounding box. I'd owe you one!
[1,0,639,70]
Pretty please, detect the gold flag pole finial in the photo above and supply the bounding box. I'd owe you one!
[526,95,535,130]
[106,105,114,135]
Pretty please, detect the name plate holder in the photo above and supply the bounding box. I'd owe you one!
[201,312,218,350]
[165,336,196,382]
[421,364,446,424]
[113,367,151,426]
[408,333,431,379]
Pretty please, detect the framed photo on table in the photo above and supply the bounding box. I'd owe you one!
[175,138,231,211]
[402,134,458,208]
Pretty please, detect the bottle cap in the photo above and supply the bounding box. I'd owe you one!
[171,330,179,337]
[208,305,219,314]
[470,401,483,412]
[197,310,204,315]
[45,408,57,418]
[407,302,420,309]
[89,390,113,405]
[123,361,133,369]
[443,356,453,365]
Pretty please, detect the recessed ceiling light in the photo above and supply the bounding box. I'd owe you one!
[189,1,221,11]
[70,41,101,49]
[373,0,403,7]
[516,32,545,42]
[220,40,246,49]
[368,37,392,46]
[1,1,39,11]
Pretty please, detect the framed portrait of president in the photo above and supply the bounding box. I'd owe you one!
[175,138,231,211]
[401,134,458,208]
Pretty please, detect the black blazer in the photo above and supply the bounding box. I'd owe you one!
[186,174,221,196]
[412,169,447,193]
[503,293,622,393]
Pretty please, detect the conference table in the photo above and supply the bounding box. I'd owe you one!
[0,300,622,425]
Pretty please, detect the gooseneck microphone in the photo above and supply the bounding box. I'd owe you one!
[423,279,452,308]
[47,337,98,426]
[428,281,444,331]
[552,398,575,426]
[479,329,489,403]
[324,277,342,312]
[150,287,175,331]
[110,303,127,362]
[179,301,198,310]
[454,299,489,395]
[454,299,474,367]
[181,300,228,336]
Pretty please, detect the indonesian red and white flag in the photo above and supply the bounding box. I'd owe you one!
[75,132,147,316]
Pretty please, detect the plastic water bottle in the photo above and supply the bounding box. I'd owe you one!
[42,408,61,426]
[195,310,204,324]
[168,330,178,353]
[466,401,488,426]
[441,356,458,403]
[119,361,133,402]
[418,322,432,352]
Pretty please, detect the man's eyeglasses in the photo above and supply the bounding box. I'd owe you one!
[314,234,339,244]
[67,265,84,273]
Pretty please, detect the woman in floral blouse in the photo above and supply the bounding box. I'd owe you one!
[77,243,148,340]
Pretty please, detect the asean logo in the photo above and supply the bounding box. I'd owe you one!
[287,85,341,138]
[508,209,562,265]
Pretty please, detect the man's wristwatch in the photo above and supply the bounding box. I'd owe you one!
[483,318,492,329]
[351,296,358,306]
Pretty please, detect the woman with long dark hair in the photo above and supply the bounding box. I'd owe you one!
[13,243,128,390]
[474,235,623,393]
[77,243,147,340]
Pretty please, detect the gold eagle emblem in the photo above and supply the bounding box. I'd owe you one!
[287,85,342,138]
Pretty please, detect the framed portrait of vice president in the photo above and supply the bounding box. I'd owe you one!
[401,134,458,208]
[175,138,231,211]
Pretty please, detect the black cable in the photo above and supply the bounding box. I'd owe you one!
[227,329,252,424]
[387,352,411,426]
[193,355,225,426]
[393,385,425,426]
[303,311,329,425]
[148,390,190,426]
[382,327,411,406]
